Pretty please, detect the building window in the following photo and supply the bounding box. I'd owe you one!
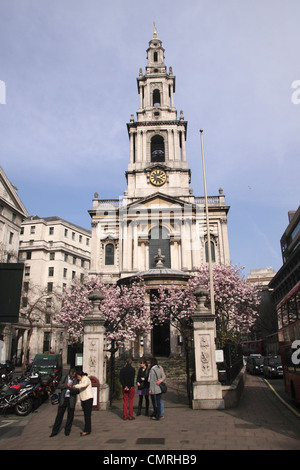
[105,243,114,265]
[43,332,51,352]
[49,227,54,235]
[63,268,67,278]
[153,51,158,62]
[151,135,165,162]
[205,241,216,263]
[64,229,68,237]
[48,267,54,277]
[50,252,55,260]
[23,282,29,293]
[153,89,161,107]
[26,251,32,260]
[9,232,14,244]
[47,282,53,293]
[24,266,30,276]
[30,226,35,234]
[72,271,76,279]
[149,226,170,268]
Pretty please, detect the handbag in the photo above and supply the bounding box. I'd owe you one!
[154,368,167,394]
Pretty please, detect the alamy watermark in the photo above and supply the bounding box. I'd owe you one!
[0,80,6,104]
[291,340,300,365]
[291,80,300,104]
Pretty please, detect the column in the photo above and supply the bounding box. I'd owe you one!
[192,287,224,410]
[181,129,187,162]
[83,288,109,410]
[129,131,134,164]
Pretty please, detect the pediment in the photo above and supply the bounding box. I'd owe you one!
[0,166,28,217]
[126,192,194,211]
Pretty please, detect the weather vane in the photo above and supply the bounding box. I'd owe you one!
[153,22,157,38]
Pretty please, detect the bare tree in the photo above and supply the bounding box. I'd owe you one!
[19,284,61,369]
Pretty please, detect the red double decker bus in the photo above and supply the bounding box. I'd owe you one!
[277,281,300,404]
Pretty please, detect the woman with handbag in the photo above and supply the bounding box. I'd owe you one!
[148,357,163,421]
[136,359,150,416]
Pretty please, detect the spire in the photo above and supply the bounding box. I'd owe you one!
[153,22,157,38]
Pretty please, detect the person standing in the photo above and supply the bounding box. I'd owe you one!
[148,358,162,421]
[119,358,136,420]
[74,372,94,436]
[136,359,149,416]
[49,368,78,437]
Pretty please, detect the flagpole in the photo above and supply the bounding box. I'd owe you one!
[200,129,215,316]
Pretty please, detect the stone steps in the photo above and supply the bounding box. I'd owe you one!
[112,355,192,382]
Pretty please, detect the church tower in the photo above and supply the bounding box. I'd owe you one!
[126,26,192,202]
[89,27,230,291]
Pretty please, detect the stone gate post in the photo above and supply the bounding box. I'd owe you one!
[82,288,109,410]
[192,286,224,409]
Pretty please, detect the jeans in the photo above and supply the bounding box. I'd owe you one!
[151,393,162,420]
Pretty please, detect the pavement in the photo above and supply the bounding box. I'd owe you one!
[0,374,300,454]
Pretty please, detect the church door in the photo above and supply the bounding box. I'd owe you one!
[153,322,170,357]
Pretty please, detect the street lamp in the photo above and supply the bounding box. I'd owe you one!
[200,129,215,316]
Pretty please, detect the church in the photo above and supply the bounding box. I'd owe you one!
[88,27,230,358]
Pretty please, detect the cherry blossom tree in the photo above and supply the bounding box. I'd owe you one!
[151,264,260,347]
[57,276,151,347]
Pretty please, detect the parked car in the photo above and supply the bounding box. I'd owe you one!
[247,356,264,375]
[30,354,62,381]
[263,356,283,378]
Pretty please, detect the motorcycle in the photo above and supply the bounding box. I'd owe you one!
[0,381,35,416]
[0,372,49,416]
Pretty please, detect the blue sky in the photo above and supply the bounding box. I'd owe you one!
[0,0,299,276]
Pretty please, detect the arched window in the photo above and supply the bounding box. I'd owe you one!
[151,135,165,162]
[153,89,161,107]
[105,243,114,265]
[149,226,170,268]
[153,51,158,62]
[205,241,216,263]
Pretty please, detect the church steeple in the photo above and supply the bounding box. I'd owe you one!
[126,29,192,202]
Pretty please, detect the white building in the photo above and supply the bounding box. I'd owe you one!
[0,166,28,362]
[9,216,92,365]
[0,166,28,263]
[89,29,231,357]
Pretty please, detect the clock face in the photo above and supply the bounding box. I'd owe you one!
[150,169,167,186]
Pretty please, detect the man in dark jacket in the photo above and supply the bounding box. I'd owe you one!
[49,368,79,437]
[119,358,135,420]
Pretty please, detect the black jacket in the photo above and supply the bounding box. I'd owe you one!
[57,374,79,408]
[119,364,135,389]
[137,366,149,390]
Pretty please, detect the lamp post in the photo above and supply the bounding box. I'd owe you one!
[200,129,215,317]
